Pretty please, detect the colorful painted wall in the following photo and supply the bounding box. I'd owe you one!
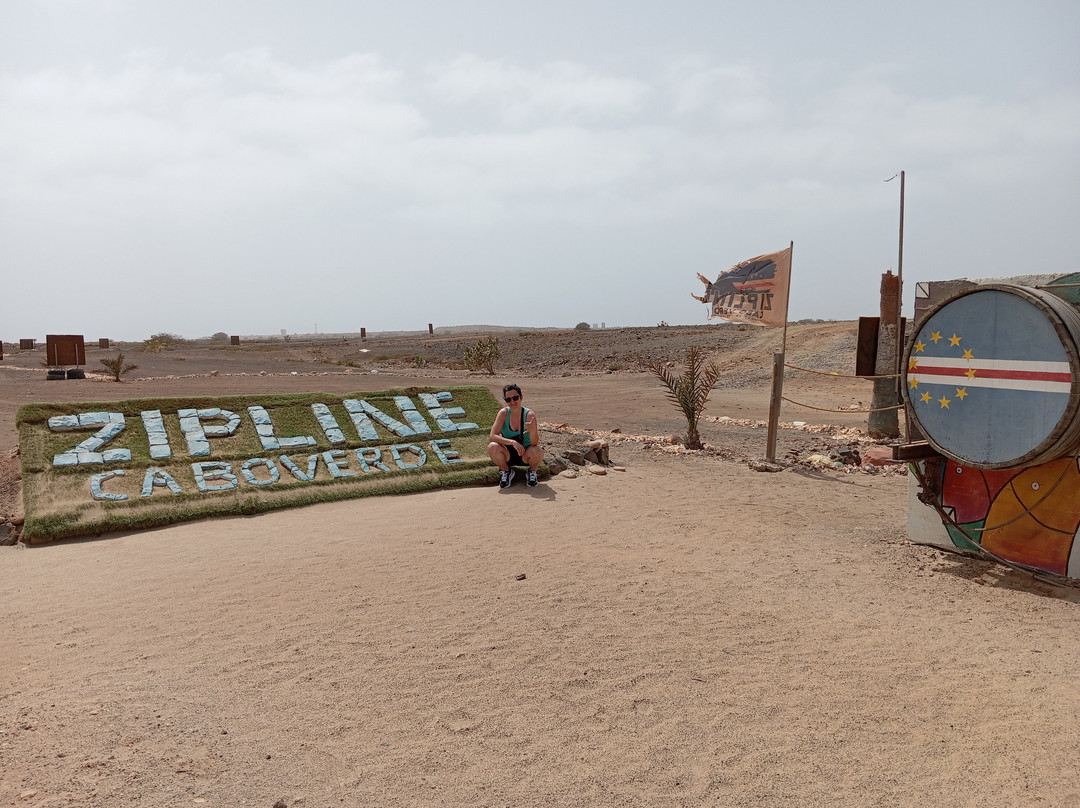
[910,458,1080,579]
[903,278,1080,580]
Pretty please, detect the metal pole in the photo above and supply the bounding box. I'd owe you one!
[895,170,905,374]
[895,171,907,439]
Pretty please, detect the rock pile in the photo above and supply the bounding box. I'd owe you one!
[542,431,623,479]
[0,445,23,545]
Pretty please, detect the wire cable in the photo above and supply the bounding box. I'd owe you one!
[780,397,904,413]
[784,362,900,380]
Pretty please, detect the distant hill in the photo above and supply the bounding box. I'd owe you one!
[238,325,568,340]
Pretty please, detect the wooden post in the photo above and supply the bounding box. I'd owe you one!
[428,323,434,336]
[766,352,785,461]
[361,328,366,340]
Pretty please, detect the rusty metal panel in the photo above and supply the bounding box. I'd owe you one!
[98,338,110,349]
[46,335,86,366]
[20,339,35,350]
[230,335,240,346]
[855,317,880,377]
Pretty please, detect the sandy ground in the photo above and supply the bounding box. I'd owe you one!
[1,332,1078,807]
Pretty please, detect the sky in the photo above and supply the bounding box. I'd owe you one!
[2,0,1078,340]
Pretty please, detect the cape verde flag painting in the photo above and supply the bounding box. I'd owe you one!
[904,285,1080,469]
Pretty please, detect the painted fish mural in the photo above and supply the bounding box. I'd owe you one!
[905,278,1080,580]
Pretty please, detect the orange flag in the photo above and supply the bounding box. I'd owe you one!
[693,246,792,327]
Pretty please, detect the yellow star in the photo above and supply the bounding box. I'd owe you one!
[938,396,951,408]
[930,331,943,343]
[908,357,919,371]
[914,340,926,353]
[909,376,919,389]
[949,333,962,347]
[920,392,932,403]
[955,387,968,400]
[965,367,977,379]
[962,348,974,360]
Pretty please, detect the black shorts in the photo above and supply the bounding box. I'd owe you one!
[506,446,525,466]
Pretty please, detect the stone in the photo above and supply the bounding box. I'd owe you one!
[748,459,786,473]
[830,446,860,465]
[861,446,895,467]
[10,514,24,526]
[564,450,586,465]
[611,466,626,472]
[559,470,579,478]
[545,457,567,474]
[586,465,607,475]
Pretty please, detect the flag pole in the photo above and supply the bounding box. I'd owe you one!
[765,241,794,461]
[780,240,794,356]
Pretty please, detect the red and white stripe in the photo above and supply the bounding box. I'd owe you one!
[908,357,1073,394]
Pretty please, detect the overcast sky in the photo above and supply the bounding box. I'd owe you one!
[2,0,1078,340]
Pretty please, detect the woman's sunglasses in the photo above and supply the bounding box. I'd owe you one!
[505,394,521,402]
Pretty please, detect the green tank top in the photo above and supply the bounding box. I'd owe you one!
[500,407,531,448]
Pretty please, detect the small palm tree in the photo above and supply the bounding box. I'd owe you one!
[100,352,138,382]
[648,346,723,450]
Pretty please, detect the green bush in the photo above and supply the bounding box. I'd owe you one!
[141,332,184,353]
[462,336,500,375]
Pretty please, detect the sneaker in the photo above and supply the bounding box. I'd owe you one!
[526,470,539,487]
[499,468,515,489]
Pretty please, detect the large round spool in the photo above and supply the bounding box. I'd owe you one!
[903,284,1080,469]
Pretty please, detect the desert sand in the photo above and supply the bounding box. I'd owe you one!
[1,325,1077,807]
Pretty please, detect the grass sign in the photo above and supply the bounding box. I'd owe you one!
[17,386,502,542]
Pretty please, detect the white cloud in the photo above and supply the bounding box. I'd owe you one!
[668,59,777,127]
[426,54,650,125]
[1,50,1076,234]
[0,51,430,218]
